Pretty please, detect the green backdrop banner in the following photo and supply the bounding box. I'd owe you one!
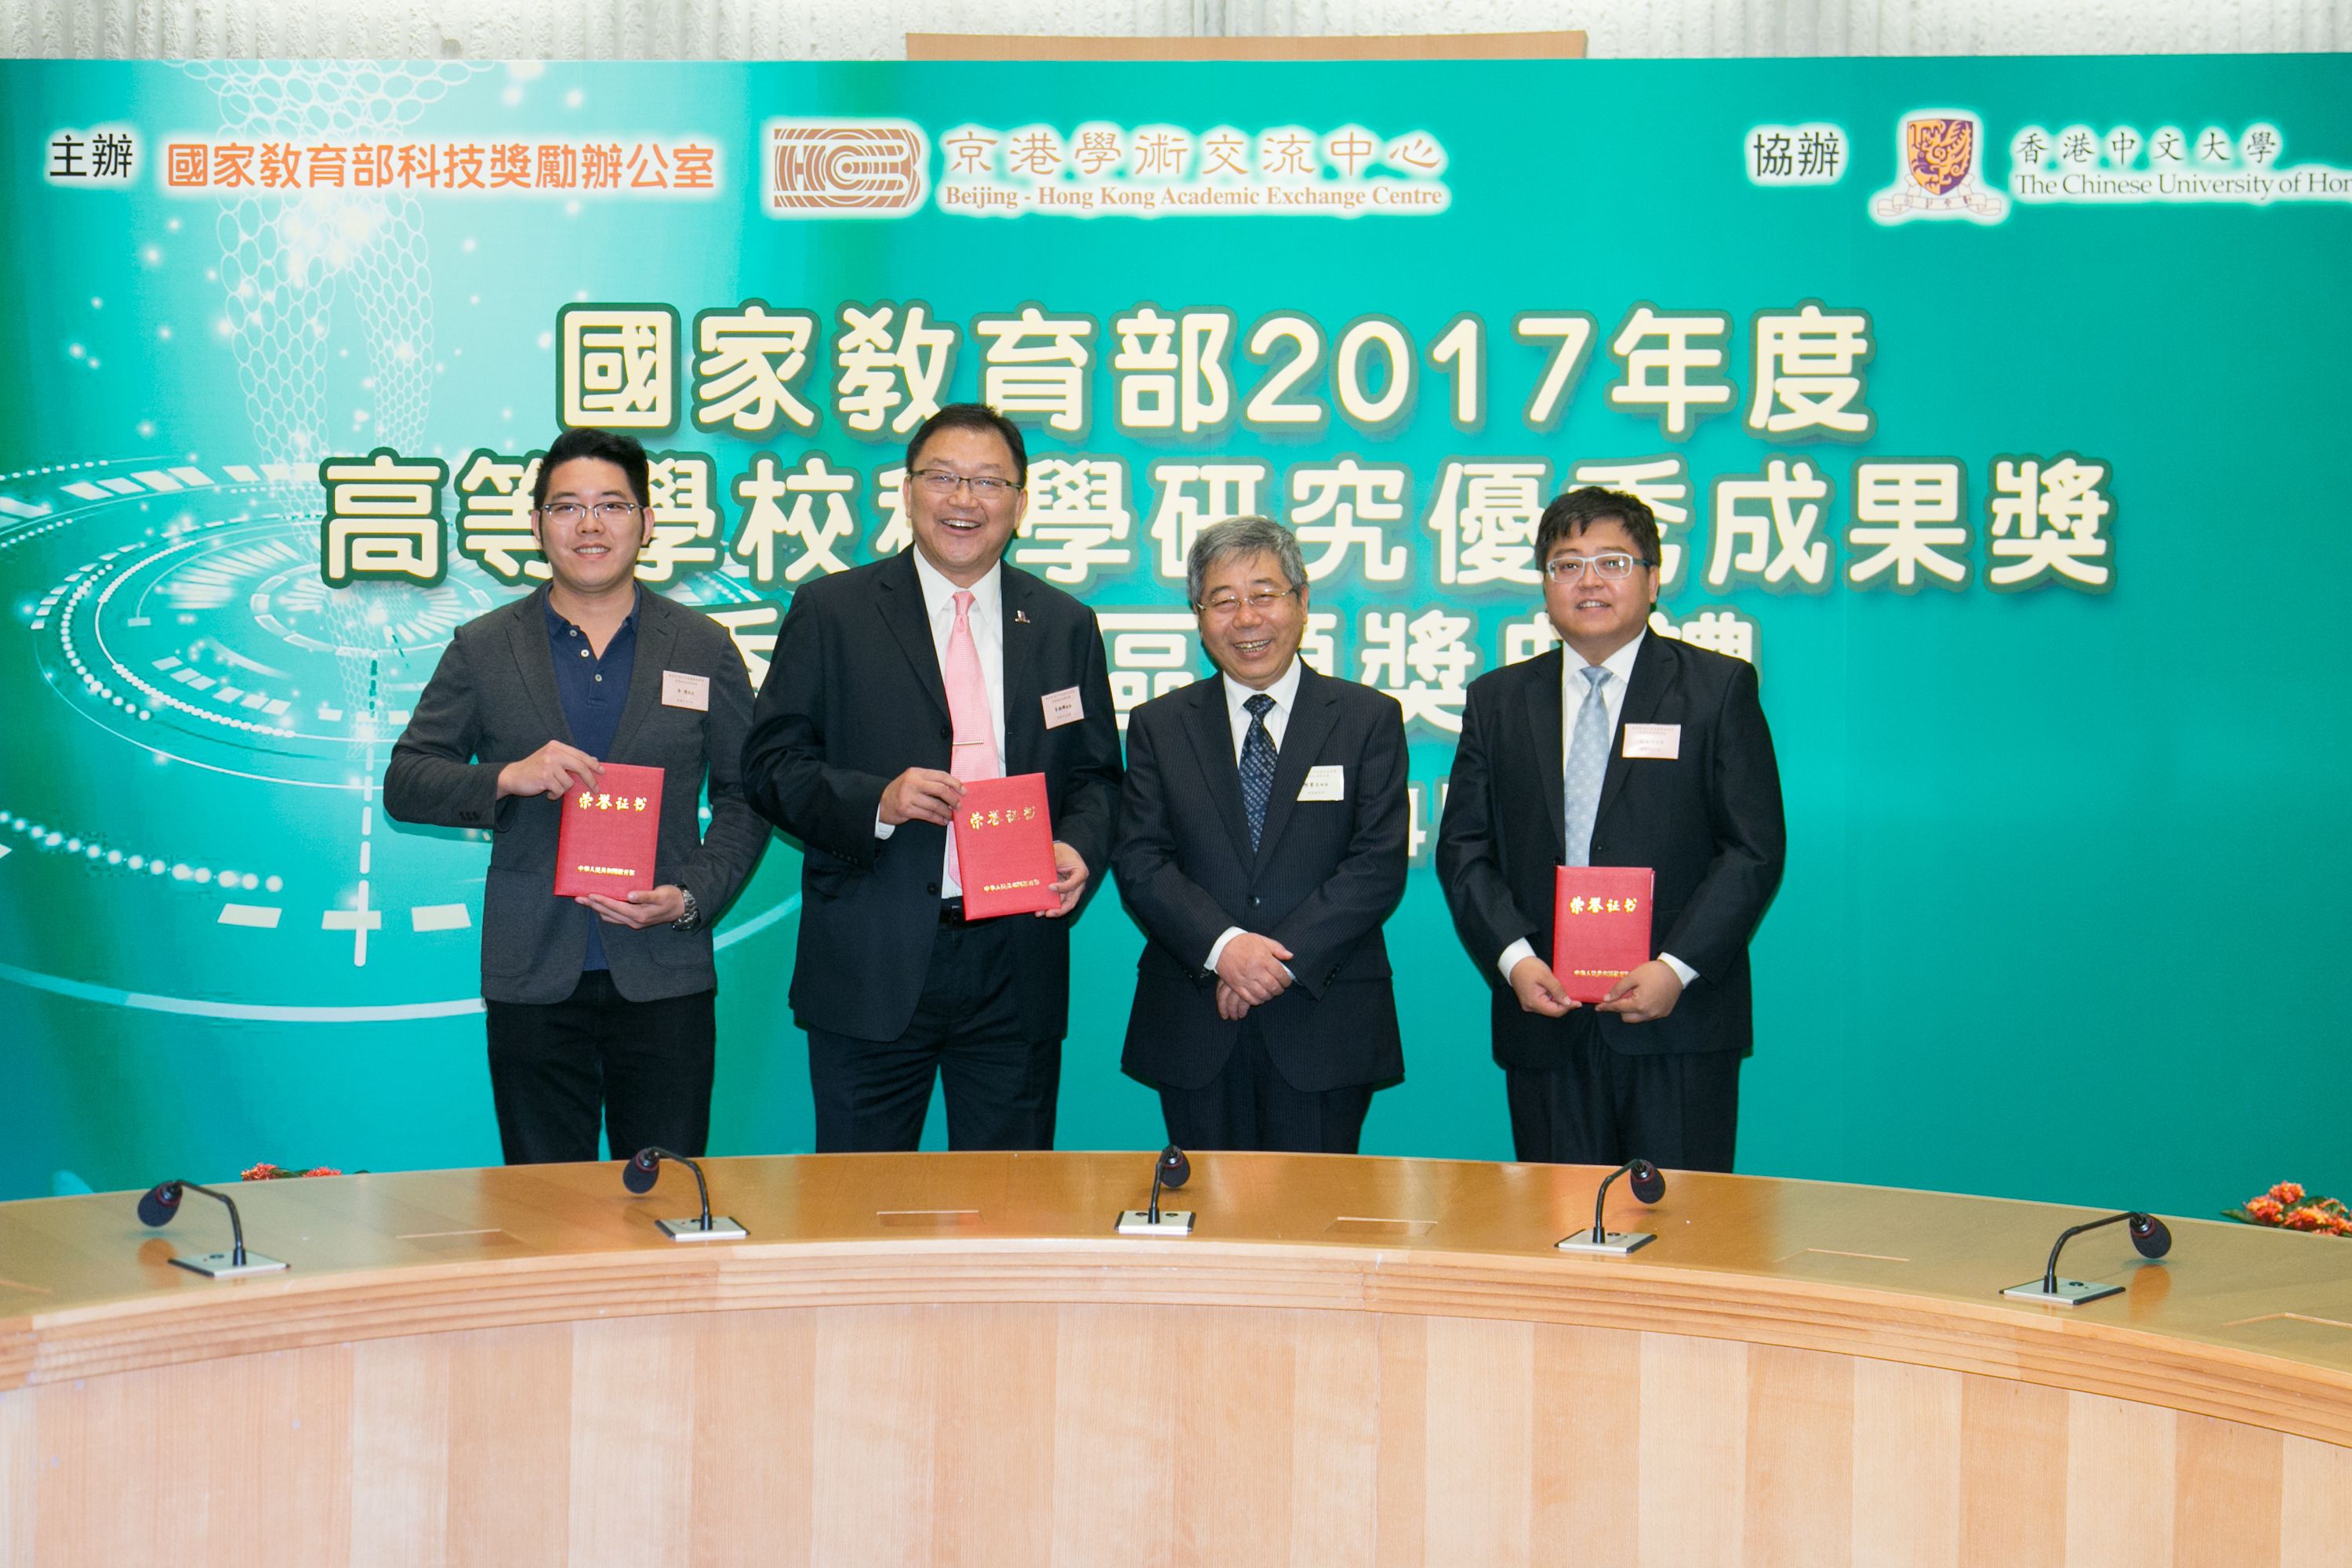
[2,56,2344,1214]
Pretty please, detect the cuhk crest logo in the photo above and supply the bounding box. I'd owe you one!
[766,118,929,216]
[1871,108,2006,224]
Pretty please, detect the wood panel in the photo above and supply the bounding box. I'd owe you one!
[2,1156,2350,1565]
[0,1303,2343,1567]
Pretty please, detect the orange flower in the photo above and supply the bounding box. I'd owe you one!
[2245,1196,2285,1222]
[2285,1206,2332,1231]
[240,1162,283,1181]
[2270,1181,2306,1205]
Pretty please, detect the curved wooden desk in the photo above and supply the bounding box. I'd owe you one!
[2,1153,2348,1566]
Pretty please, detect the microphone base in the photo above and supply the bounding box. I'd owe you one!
[1116,1209,1196,1236]
[169,1251,289,1279]
[1556,1229,1655,1256]
[2002,1276,2122,1305]
[658,1214,749,1242]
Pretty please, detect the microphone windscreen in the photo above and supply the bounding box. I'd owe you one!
[1158,1145,1191,1191]
[2129,1213,2172,1258]
[136,1181,181,1228]
[622,1150,660,1195]
[1628,1160,1665,1205]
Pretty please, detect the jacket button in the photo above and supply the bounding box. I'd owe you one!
[1249,895,1262,908]
[939,724,952,740]
[927,882,940,895]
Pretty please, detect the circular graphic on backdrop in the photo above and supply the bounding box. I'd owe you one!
[0,454,795,1019]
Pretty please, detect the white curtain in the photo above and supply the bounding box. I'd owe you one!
[5,0,2346,58]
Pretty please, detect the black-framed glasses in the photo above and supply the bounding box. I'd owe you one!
[912,468,1022,499]
[1543,552,1652,583]
[1196,587,1301,618]
[539,501,643,525]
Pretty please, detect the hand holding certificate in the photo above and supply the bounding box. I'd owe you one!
[951,773,1063,919]
[1551,865,1655,1005]
[553,761,666,898]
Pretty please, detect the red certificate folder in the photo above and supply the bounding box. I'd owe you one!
[554,761,666,898]
[1552,866,1655,1004]
[953,772,1060,919]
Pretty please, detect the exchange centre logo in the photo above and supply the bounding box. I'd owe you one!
[765,118,929,216]
[1871,109,2007,224]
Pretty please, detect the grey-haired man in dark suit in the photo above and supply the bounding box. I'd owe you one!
[385,428,769,1164]
[1113,516,1410,1152]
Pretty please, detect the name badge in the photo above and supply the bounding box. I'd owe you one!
[1297,764,1345,802]
[662,671,710,712]
[1622,722,1680,760]
[1041,685,1084,729]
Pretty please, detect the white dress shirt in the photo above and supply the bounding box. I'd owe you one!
[873,552,1006,899]
[1203,656,1304,974]
[1497,632,1699,989]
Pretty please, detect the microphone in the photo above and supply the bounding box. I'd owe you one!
[134,1179,289,1278]
[1116,1145,1197,1236]
[2002,1210,2172,1305]
[1556,1159,1666,1256]
[620,1148,748,1242]
[1149,1145,1190,1223]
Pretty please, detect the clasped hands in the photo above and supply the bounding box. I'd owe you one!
[1214,932,1294,1022]
[881,767,1087,916]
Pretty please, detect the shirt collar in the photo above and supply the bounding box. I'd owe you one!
[1566,629,1646,692]
[909,547,1003,626]
[543,585,641,639]
[1223,654,1305,724]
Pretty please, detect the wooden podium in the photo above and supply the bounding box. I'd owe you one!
[2,1153,2348,1566]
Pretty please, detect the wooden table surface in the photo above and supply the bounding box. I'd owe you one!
[3,1152,2349,1440]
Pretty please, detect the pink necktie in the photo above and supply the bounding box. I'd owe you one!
[942,590,1000,890]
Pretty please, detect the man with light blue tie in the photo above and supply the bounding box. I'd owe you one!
[1436,487,1785,1171]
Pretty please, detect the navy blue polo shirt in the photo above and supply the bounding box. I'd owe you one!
[545,590,639,972]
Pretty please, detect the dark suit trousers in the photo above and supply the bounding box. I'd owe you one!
[484,971,716,1164]
[805,915,1060,1153]
[1504,1017,1740,1173]
[1156,1016,1374,1155]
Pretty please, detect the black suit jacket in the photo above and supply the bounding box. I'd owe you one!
[739,550,1123,1043]
[382,586,771,1006]
[1114,666,1408,1093]
[1436,635,1784,1069]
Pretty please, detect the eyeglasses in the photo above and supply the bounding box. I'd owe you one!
[1543,552,1651,583]
[539,501,642,525]
[912,468,1022,500]
[1196,587,1301,618]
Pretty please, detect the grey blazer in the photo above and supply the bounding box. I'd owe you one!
[383,586,770,1005]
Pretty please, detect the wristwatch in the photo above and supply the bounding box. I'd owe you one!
[672,887,700,931]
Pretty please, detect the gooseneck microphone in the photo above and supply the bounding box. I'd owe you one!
[1117,1145,1197,1236]
[2002,1210,2172,1305]
[621,1148,748,1242]
[1556,1159,1667,1256]
[135,1179,290,1278]
[1149,1145,1191,1224]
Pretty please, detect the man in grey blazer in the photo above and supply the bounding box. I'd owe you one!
[385,428,769,1164]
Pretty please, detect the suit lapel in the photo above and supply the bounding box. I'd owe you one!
[1594,633,1672,831]
[875,550,951,728]
[1184,677,1257,869]
[1251,665,1338,869]
[1000,567,1042,775]
[504,588,572,745]
[607,592,673,761]
[1523,648,1566,859]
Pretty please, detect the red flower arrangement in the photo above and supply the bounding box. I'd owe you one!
[240,1163,342,1181]
[2225,1181,2351,1236]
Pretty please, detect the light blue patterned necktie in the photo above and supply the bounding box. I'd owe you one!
[1563,664,1610,866]
[1240,692,1277,851]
